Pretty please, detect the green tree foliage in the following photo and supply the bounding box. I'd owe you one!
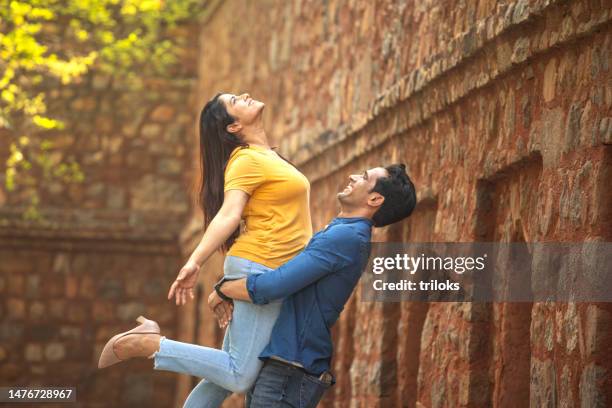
[0,0,203,219]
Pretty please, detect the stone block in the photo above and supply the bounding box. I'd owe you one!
[579,363,607,408]
[29,301,45,319]
[25,343,43,362]
[66,303,88,323]
[564,303,578,352]
[540,108,564,166]
[6,298,25,319]
[141,123,162,139]
[53,253,71,274]
[49,299,66,319]
[59,326,82,341]
[92,301,115,322]
[559,364,573,408]
[65,275,79,298]
[31,365,46,376]
[30,321,58,340]
[130,174,188,212]
[99,278,123,300]
[79,275,96,299]
[581,305,607,359]
[85,182,106,200]
[117,301,147,322]
[145,304,174,325]
[7,274,24,294]
[142,278,164,298]
[92,74,111,90]
[82,151,105,167]
[45,342,66,361]
[543,58,557,103]
[96,326,119,342]
[150,105,175,122]
[599,117,612,144]
[95,115,114,133]
[530,359,557,408]
[71,97,97,112]
[157,158,182,175]
[25,275,40,298]
[44,277,65,297]
[121,373,153,405]
[564,103,582,153]
[511,37,530,64]
[0,363,22,381]
[107,186,126,209]
[125,279,141,297]
[102,135,123,153]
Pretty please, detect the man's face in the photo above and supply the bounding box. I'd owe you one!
[337,167,388,208]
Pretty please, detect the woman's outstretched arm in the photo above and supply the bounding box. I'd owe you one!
[187,189,249,266]
[168,189,249,305]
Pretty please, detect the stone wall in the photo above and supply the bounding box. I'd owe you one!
[0,237,180,407]
[0,71,196,218]
[0,18,202,408]
[186,0,611,407]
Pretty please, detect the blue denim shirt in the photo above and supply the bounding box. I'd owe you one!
[246,217,372,376]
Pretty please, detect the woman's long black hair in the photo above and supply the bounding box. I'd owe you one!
[198,93,248,251]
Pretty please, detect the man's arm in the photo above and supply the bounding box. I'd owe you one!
[217,250,331,304]
[218,278,249,301]
[221,229,360,304]
[212,252,330,304]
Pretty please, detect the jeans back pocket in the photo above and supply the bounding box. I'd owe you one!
[299,374,330,408]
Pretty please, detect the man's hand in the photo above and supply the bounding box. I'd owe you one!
[208,290,233,329]
[168,261,200,306]
[215,301,233,329]
[207,289,224,310]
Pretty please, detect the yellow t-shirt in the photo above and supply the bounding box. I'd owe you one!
[224,145,312,269]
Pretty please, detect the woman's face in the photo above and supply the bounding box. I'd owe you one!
[219,93,264,126]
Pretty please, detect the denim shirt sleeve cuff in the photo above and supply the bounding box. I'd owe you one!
[246,274,268,305]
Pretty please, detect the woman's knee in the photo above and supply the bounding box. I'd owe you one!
[231,368,260,394]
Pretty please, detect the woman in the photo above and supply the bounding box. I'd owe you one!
[97,92,313,407]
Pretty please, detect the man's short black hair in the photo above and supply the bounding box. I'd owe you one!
[370,163,417,227]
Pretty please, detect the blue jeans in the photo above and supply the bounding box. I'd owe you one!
[152,256,282,408]
[246,360,331,408]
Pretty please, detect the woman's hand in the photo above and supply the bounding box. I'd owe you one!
[167,261,201,306]
[208,290,233,329]
[168,191,247,306]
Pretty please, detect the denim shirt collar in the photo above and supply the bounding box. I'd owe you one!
[330,216,373,226]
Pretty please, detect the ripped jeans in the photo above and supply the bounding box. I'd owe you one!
[152,255,282,407]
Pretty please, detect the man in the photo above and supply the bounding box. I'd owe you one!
[209,163,417,407]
